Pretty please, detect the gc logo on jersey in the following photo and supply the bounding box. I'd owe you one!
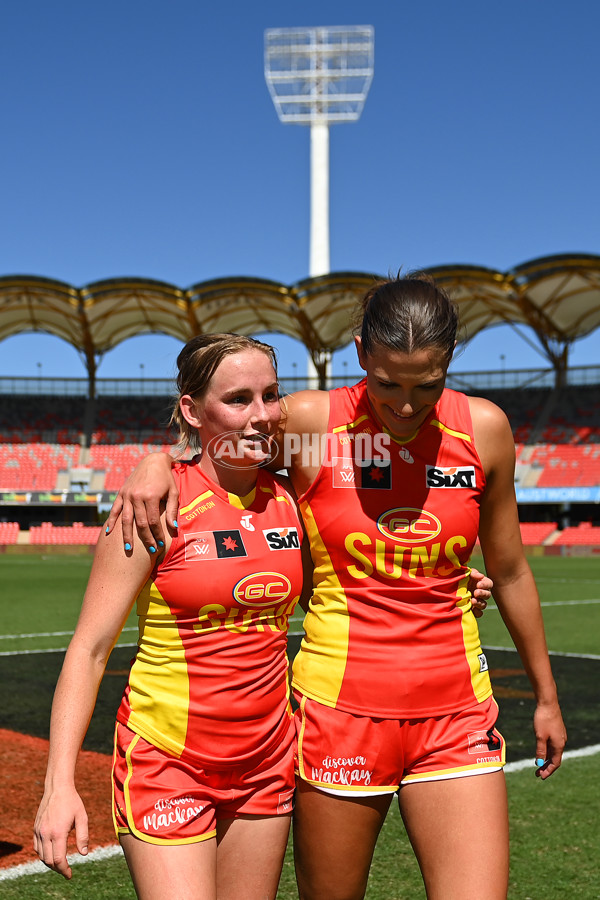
[233,572,292,607]
[376,508,442,544]
[426,465,476,488]
[263,527,300,550]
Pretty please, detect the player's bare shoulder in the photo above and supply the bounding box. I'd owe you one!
[468,394,511,428]
[468,395,515,471]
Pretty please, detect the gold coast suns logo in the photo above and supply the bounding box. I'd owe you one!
[233,572,292,607]
[376,508,442,545]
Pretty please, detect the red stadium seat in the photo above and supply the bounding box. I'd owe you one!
[519,522,557,545]
[29,522,102,545]
[554,522,600,546]
[0,443,79,490]
[0,521,20,544]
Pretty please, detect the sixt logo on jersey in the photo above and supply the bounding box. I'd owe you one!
[426,465,476,488]
[263,527,301,550]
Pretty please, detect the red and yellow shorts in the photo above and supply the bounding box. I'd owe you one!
[112,721,295,845]
[294,694,505,796]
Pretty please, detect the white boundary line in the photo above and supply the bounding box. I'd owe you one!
[2,638,599,661]
[0,643,138,657]
[503,743,600,773]
[1,616,307,642]
[1,600,595,644]
[484,598,600,608]
[483,644,600,661]
[0,843,124,882]
[2,743,599,883]
[0,627,138,640]
[535,578,600,585]
[0,618,307,655]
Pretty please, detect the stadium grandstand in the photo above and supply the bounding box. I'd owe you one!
[1,252,599,553]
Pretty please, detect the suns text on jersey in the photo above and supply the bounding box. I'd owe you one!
[344,532,469,580]
[194,596,298,634]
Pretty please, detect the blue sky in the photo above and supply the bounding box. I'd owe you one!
[1,0,598,380]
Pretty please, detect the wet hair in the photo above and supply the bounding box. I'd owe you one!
[170,333,278,455]
[354,272,459,362]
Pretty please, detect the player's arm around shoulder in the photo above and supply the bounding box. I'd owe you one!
[104,450,178,550]
[34,527,158,878]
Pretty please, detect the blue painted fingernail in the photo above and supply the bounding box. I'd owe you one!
[105,526,110,534]
[535,758,545,767]
[158,540,164,548]
[149,545,156,554]
[124,542,131,551]
[173,520,178,528]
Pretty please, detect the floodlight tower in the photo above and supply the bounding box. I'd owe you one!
[265,26,374,277]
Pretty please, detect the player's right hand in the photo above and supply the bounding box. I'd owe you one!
[34,787,89,880]
[104,451,179,552]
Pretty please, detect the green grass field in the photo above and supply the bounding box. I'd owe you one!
[1,552,599,898]
[472,554,600,657]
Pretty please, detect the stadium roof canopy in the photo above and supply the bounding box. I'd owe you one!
[1,253,599,392]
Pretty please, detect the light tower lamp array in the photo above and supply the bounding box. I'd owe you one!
[264,25,374,278]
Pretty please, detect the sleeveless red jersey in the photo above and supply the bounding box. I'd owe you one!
[117,463,304,765]
[292,380,493,718]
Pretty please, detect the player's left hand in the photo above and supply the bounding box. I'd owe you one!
[469,567,492,618]
[533,702,567,779]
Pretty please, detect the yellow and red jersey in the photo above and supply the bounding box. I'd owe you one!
[292,380,493,718]
[117,463,304,766]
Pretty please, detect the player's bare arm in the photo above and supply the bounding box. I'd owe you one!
[34,529,155,878]
[471,396,567,778]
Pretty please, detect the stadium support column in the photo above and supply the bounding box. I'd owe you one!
[82,348,97,449]
[85,349,97,401]
[264,26,374,387]
[310,121,330,277]
[308,121,330,386]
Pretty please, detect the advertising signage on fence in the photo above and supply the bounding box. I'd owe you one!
[516,487,600,504]
[0,491,119,505]
[2,486,598,506]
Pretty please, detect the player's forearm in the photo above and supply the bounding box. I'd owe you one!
[492,576,558,705]
[508,632,558,706]
[44,645,107,790]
